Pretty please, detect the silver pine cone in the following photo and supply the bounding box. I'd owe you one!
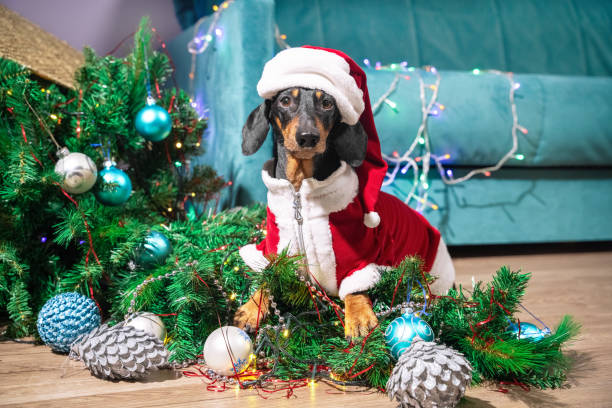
[69,323,169,380]
[387,340,472,408]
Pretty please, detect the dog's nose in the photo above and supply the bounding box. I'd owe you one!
[296,132,319,148]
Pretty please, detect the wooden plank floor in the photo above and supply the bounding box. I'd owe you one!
[2,250,611,407]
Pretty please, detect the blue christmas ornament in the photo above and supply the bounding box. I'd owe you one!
[385,313,434,360]
[94,161,132,206]
[135,102,172,142]
[137,230,172,268]
[507,322,550,341]
[37,292,101,353]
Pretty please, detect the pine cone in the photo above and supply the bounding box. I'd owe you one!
[70,323,169,380]
[387,340,472,408]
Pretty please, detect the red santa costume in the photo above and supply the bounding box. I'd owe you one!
[240,46,455,300]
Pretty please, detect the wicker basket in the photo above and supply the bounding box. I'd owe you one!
[0,5,84,89]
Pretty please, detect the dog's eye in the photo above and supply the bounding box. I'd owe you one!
[279,96,291,107]
[321,99,333,110]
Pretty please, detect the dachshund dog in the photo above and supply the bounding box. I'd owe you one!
[234,86,454,339]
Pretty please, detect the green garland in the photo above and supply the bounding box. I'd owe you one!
[109,206,579,390]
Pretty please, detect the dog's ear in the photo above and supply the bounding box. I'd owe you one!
[331,122,368,167]
[242,101,271,156]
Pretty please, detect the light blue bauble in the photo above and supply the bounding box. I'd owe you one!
[137,230,172,268]
[37,292,101,353]
[94,162,132,206]
[507,322,550,341]
[135,103,172,142]
[385,313,435,360]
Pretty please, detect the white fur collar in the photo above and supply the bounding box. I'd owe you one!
[261,160,358,215]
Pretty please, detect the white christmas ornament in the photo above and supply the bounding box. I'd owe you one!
[125,312,166,340]
[203,326,253,376]
[54,147,97,194]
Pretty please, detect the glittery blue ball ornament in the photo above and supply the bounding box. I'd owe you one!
[136,230,172,268]
[37,292,101,353]
[507,322,550,341]
[385,313,435,360]
[94,161,132,206]
[135,103,172,142]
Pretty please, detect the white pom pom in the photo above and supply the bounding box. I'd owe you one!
[363,211,381,228]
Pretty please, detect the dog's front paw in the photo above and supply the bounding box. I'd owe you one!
[344,293,378,339]
[233,288,269,332]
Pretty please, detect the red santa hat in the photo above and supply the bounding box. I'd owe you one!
[257,46,388,228]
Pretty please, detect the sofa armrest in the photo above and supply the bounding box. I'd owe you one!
[169,0,275,207]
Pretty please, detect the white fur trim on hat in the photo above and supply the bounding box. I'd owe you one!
[363,211,380,228]
[257,48,365,125]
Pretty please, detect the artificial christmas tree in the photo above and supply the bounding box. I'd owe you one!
[0,16,224,338]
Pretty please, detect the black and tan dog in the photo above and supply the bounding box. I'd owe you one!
[235,87,376,338]
[233,48,454,339]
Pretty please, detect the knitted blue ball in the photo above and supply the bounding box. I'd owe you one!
[37,292,101,353]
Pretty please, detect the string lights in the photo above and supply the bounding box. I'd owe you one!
[187,0,235,108]
[369,62,528,212]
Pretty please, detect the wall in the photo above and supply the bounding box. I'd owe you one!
[3,0,182,56]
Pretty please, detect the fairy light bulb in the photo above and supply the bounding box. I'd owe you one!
[472,68,481,75]
[175,141,182,149]
[283,328,289,338]
[514,154,525,160]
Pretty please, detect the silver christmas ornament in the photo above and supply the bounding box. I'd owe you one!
[387,340,472,408]
[203,326,253,376]
[70,323,169,380]
[125,312,167,340]
[54,147,97,194]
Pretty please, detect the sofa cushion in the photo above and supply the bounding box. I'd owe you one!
[276,0,612,76]
[367,69,612,167]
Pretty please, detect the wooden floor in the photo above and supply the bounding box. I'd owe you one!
[2,250,612,407]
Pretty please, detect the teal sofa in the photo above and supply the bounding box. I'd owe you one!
[168,0,612,245]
